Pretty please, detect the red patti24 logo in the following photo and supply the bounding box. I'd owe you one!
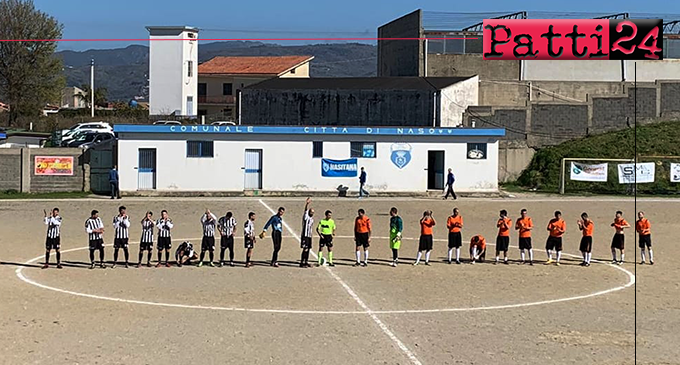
[483,19,663,60]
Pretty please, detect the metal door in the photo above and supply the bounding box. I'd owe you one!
[138,148,156,190]
[427,150,445,190]
[244,149,262,190]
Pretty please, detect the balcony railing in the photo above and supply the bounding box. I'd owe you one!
[198,95,235,104]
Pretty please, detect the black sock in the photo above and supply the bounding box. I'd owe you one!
[157,250,162,263]
[123,248,129,263]
[165,251,169,263]
[99,249,105,264]
[392,249,398,261]
[220,248,226,263]
[89,250,95,263]
[300,250,305,264]
[209,251,214,262]
[229,248,234,262]
[199,251,206,263]
[56,250,61,264]
[44,251,50,265]
[113,248,119,263]
[147,251,152,263]
[138,251,143,264]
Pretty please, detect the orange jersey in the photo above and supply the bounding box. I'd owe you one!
[354,216,371,234]
[497,217,512,237]
[515,217,533,238]
[580,220,594,237]
[420,217,435,236]
[612,218,629,234]
[547,218,566,237]
[636,218,651,236]
[447,215,463,233]
[470,235,486,250]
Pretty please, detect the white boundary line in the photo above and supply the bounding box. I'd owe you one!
[257,199,423,365]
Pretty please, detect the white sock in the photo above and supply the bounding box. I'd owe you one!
[556,251,562,263]
[582,252,587,261]
[529,249,534,261]
[547,249,552,260]
[415,251,422,264]
[504,254,508,262]
[455,248,460,261]
[495,255,499,262]
[425,251,431,263]
[355,251,361,263]
[586,252,591,264]
[447,248,453,262]
[620,253,624,262]
[472,247,478,260]
[649,249,654,262]
[364,250,369,263]
[611,248,617,261]
[641,250,646,262]
[520,250,525,261]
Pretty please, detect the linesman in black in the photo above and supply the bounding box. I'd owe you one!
[43,208,63,269]
[137,211,155,267]
[112,206,131,268]
[85,209,106,269]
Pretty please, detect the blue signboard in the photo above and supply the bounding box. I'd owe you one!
[321,158,358,177]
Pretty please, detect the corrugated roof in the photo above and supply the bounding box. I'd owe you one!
[198,56,314,75]
[244,76,475,90]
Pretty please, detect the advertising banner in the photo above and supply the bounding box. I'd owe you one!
[670,163,680,183]
[570,162,608,182]
[34,156,74,176]
[321,158,358,177]
[618,163,655,184]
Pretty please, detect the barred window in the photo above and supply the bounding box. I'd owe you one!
[187,141,214,158]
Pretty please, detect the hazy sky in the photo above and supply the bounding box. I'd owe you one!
[33,0,680,51]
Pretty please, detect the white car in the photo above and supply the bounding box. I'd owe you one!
[210,121,236,126]
[153,120,182,125]
[60,122,112,145]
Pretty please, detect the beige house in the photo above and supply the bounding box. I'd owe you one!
[197,55,313,120]
[61,86,87,109]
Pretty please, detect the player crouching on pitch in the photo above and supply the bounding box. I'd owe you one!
[176,241,198,267]
[43,207,63,269]
[197,209,218,267]
[469,235,487,264]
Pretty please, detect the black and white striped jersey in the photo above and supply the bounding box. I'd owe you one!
[113,215,131,239]
[244,220,255,238]
[141,218,155,243]
[45,216,62,238]
[156,218,173,238]
[201,213,217,237]
[301,210,314,238]
[85,217,104,241]
[218,216,237,237]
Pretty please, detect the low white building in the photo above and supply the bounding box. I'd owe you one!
[113,124,504,194]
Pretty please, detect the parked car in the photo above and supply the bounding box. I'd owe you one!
[60,122,112,145]
[66,131,114,148]
[79,133,116,150]
[210,121,236,126]
[153,120,181,125]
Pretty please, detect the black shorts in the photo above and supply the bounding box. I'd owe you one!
[89,238,104,251]
[579,236,593,253]
[202,236,215,252]
[319,234,333,248]
[448,232,462,248]
[419,235,433,251]
[300,236,312,249]
[496,236,510,252]
[355,232,370,248]
[221,235,234,249]
[546,236,563,252]
[114,238,128,249]
[157,236,172,250]
[519,237,532,250]
[611,234,625,250]
[140,241,153,251]
[639,234,651,248]
[244,237,254,249]
[45,237,60,250]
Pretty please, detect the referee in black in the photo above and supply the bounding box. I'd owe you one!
[112,206,131,268]
[85,210,106,269]
[43,207,63,269]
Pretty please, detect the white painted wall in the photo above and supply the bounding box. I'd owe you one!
[440,75,478,127]
[118,136,498,193]
[148,27,198,116]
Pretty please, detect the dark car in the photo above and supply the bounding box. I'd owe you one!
[66,131,114,148]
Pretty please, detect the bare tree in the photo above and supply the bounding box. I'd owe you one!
[0,0,64,126]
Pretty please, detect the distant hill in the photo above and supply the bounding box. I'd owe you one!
[56,42,377,101]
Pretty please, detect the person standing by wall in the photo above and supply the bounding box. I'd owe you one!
[443,168,457,200]
[108,165,120,200]
[359,167,370,199]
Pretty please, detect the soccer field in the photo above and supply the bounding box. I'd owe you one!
[0,196,677,365]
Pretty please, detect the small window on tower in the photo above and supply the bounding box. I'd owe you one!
[187,61,193,77]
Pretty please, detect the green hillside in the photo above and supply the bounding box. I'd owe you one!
[515,121,680,195]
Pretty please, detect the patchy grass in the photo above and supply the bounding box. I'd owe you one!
[0,190,91,199]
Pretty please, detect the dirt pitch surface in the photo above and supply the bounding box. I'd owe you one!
[1,196,678,365]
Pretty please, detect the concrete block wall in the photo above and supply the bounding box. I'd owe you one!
[0,148,86,193]
[0,149,21,190]
[377,10,423,77]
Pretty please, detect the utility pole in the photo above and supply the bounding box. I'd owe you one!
[90,58,95,118]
